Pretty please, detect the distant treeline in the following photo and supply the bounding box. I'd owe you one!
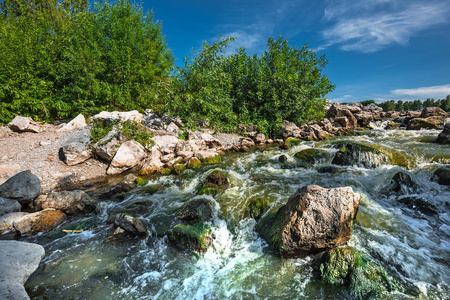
[0,0,334,134]
[357,96,450,112]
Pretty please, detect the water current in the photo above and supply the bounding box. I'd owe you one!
[23,124,450,299]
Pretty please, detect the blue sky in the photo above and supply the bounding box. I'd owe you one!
[146,0,450,103]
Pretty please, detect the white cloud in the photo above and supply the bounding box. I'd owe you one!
[391,84,450,99]
[330,94,355,102]
[320,1,450,52]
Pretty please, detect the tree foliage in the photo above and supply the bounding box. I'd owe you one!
[167,36,335,134]
[375,96,450,112]
[0,0,173,123]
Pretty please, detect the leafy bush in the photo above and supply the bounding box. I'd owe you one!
[166,36,335,135]
[0,0,173,124]
[119,120,154,147]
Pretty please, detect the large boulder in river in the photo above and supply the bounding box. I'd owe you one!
[406,116,443,130]
[8,116,40,133]
[434,123,450,144]
[0,170,41,205]
[325,103,358,129]
[106,140,147,175]
[319,247,403,300]
[0,240,45,300]
[256,185,360,257]
[332,142,392,168]
[197,170,228,196]
[177,198,213,224]
[389,172,416,194]
[420,107,448,118]
[13,208,67,235]
[35,190,95,215]
[60,127,92,166]
[433,166,450,186]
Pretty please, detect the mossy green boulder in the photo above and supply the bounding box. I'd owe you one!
[187,157,202,169]
[197,170,228,196]
[320,247,404,300]
[167,222,213,253]
[294,148,328,166]
[332,142,392,168]
[247,198,269,221]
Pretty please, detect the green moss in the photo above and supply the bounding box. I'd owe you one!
[187,157,202,169]
[173,164,186,175]
[178,131,189,140]
[320,247,404,300]
[248,198,269,220]
[255,208,284,254]
[203,154,221,164]
[285,138,302,147]
[135,177,148,186]
[167,222,212,253]
[294,148,327,165]
[160,168,172,175]
[197,184,219,196]
[140,184,165,195]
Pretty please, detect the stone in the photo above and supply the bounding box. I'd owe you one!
[13,208,67,235]
[35,190,95,215]
[8,116,40,133]
[122,174,138,185]
[275,120,302,139]
[151,135,181,155]
[390,172,416,194]
[57,114,87,131]
[194,150,221,164]
[252,133,265,144]
[60,127,92,166]
[0,212,29,234]
[113,213,147,236]
[176,141,199,158]
[140,149,164,175]
[94,129,122,161]
[332,142,392,168]
[435,123,450,144]
[0,240,45,300]
[165,122,179,135]
[319,247,403,300]
[397,196,438,217]
[197,170,228,196]
[362,103,383,113]
[433,166,450,186]
[420,107,448,118]
[294,148,327,166]
[0,197,21,217]
[247,198,269,221]
[0,170,41,205]
[177,199,213,224]
[186,157,202,169]
[406,116,443,130]
[167,222,213,253]
[325,103,358,129]
[199,132,222,148]
[91,110,143,123]
[256,185,360,257]
[107,140,147,175]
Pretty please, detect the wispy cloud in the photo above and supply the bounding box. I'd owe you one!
[391,84,450,99]
[320,0,450,52]
[330,94,355,102]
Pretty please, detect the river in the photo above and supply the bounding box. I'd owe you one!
[24,123,450,299]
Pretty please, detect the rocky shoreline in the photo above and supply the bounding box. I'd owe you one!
[0,103,449,299]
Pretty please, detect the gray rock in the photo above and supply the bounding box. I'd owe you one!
[91,110,143,123]
[107,140,147,175]
[140,149,164,174]
[0,197,21,217]
[0,240,45,300]
[8,116,40,133]
[94,129,122,161]
[0,170,41,205]
[0,212,29,234]
[60,127,92,166]
[275,120,302,139]
[35,190,95,215]
[114,213,146,236]
[435,123,450,144]
[57,114,86,132]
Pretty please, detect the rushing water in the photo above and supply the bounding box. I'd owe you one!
[22,125,450,299]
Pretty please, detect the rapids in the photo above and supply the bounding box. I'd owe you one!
[22,126,450,299]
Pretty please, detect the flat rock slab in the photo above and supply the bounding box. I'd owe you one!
[0,197,21,217]
[0,240,45,300]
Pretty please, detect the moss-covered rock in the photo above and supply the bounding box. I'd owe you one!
[197,170,228,196]
[177,199,213,224]
[160,168,172,175]
[187,157,202,169]
[294,148,327,166]
[332,142,392,168]
[320,247,404,300]
[247,198,269,221]
[285,138,302,147]
[167,222,213,253]
[135,177,148,186]
[173,164,186,175]
[203,153,221,164]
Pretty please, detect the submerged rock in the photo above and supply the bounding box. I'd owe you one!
[0,240,45,300]
[433,166,450,186]
[435,123,450,144]
[332,142,391,168]
[247,198,269,221]
[256,185,360,257]
[389,172,416,194]
[0,170,41,205]
[177,199,213,224]
[197,170,228,196]
[294,148,328,166]
[167,222,213,253]
[113,213,147,237]
[397,196,438,217]
[319,247,403,300]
